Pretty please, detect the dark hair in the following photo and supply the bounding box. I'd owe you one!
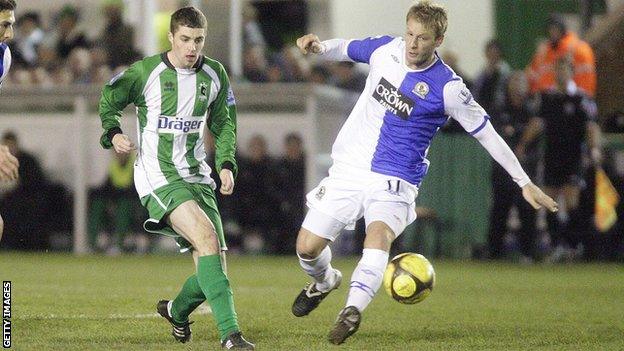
[0,0,15,12]
[547,14,567,33]
[285,132,302,144]
[17,12,41,27]
[170,6,207,34]
[1,130,17,142]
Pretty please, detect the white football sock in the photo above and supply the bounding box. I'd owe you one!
[346,248,389,312]
[298,246,336,292]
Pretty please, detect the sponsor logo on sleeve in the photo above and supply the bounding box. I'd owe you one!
[226,87,236,106]
[458,87,473,105]
[372,77,415,120]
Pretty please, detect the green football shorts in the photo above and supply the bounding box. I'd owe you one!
[140,181,226,253]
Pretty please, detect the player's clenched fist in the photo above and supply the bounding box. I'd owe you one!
[296,33,324,55]
[112,134,136,154]
[0,144,19,182]
[219,169,235,195]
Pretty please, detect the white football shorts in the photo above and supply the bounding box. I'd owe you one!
[302,166,418,241]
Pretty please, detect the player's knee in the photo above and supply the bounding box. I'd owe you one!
[364,221,394,250]
[187,219,220,255]
[192,235,219,255]
[296,230,325,258]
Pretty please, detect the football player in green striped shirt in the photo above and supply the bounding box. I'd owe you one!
[98,7,254,350]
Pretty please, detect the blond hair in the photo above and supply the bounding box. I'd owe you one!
[406,1,448,39]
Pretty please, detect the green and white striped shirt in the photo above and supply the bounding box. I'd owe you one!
[99,53,237,198]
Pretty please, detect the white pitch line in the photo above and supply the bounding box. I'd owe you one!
[19,305,212,320]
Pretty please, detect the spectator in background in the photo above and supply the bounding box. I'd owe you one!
[517,56,602,262]
[473,39,510,116]
[441,49,472,89]
[242,2,266,50]
[235,134,280,253]
[13,12,44,68]
[53,5,90,60]
[204,132,242,253]
[275,133,306,255]
[330,61,366,92]
[487,72,539,262]
[67,47,93,84]
[0,131,71,250]
[309,64,330,84]
[88,151,147,255]
[99,0,140,69]
[526,14,596,97]
[243,46,268,82]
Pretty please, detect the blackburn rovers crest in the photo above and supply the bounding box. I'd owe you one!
[413,81,429,99]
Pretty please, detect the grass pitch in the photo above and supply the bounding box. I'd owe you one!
[2,252,623,350]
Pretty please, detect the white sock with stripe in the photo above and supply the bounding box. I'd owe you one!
[345,248,389,312]
[298,246,337,292]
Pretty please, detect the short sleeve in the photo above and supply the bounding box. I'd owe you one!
[347,36,394,64]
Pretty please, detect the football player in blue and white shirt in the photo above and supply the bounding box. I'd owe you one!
[291,1,558,345]
[0,0,17,242]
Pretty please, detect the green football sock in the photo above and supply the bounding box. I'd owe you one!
[196,254,240,340]
[170,274,205,324]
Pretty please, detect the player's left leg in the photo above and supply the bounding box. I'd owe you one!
[329,187,416,345]
[328,221,393,345]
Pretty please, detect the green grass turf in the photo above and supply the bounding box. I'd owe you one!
[1,252,623,350]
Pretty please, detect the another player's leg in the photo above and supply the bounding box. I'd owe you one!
[292,210,344,317]
[167,200,254,350]
[544,186,568,262]
[0,213,3,242]
[328,220,392,345]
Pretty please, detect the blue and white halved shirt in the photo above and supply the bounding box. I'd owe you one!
[0,42,12,88]
[322,36,490,186]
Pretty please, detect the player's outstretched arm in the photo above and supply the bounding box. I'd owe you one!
[295,34,356,62]
[522,182,558,212]
[0,145,18,182]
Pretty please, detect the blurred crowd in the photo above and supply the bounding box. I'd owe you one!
[6,2,139,87]
[5,2,367,93]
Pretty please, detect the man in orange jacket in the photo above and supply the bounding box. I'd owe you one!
[526,15,596,96]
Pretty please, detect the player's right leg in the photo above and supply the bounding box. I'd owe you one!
[329,179,417,344]
[292,210,345,317]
